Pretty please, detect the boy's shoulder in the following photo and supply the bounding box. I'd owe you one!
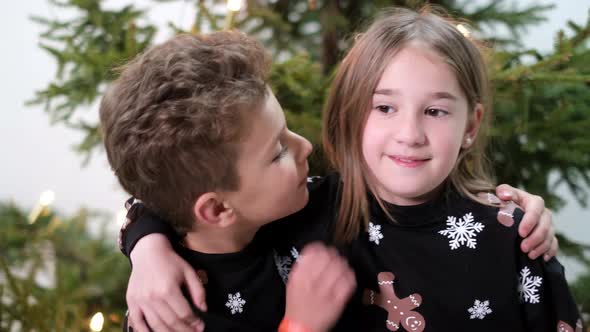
[170,241,286,331]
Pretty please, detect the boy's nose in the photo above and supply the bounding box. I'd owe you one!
[295,133,313,163]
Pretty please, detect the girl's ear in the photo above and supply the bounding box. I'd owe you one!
[193,193,236,228]
[462,103,484,149]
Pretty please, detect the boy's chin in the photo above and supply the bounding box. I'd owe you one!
[297,188,310,209]
[283,189,310,218]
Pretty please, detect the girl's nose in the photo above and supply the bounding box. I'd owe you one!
[394,113,426,146]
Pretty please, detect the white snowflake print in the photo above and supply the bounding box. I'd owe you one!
[290,247,300,260]
[307,176,321,183]
[518,266,543,304]
[468,299,492,319]
[273,251,293,283]
[368,222,384,245]
[273,247,300,283]
[225,292,246,314]
[438,212,484,250]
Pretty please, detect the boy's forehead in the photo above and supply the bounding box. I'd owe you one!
[237,91,285,155]
[264,90,282,112]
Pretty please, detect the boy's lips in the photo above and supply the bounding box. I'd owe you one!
[299,177,307,187]
[388,155,430,168]
[298,167,309,186]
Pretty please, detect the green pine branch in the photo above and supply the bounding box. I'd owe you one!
[0,202,129,331]
[28,0,156,161]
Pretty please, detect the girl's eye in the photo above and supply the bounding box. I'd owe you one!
[425,108,449,117]
[375,105,395,114]
[272,145,288,162]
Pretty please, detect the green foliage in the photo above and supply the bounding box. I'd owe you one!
[187,0,554,68]
[571,272,590,321]
[270,53,331,174]
[490,14,590,209]
[0,203,129,331]
[28,0,156,163]
[557,233,590,327]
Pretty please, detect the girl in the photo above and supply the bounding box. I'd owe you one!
[121,6,569,332]
[305,6,581,331]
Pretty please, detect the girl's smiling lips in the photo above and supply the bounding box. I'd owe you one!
[388,155,430,168]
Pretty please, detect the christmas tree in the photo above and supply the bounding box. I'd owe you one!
[4,0,588,330]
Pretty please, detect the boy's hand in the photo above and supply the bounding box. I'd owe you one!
[284,243,356,332]
[495,184,558,261]
[127,234,206,332]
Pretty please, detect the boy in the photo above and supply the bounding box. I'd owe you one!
[100,31,355,332]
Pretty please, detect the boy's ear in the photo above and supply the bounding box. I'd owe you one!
[193,192,236,228]
[462,103,484,149]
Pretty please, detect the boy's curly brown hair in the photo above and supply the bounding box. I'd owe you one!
[100,32,271,235]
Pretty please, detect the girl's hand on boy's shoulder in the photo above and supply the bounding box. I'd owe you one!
[284,242,356,332]
[127,234,206,332]
[495,184,558,262]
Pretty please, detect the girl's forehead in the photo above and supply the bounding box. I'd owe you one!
[376,46,460,92]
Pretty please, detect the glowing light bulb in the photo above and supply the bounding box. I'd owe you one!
[456,24,471,37]
[227,0,242,12]
[89,312,104,331]
[39,190,55,207]
[116,209,128,226]
[29,190,56,223]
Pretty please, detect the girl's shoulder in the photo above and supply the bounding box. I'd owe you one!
[453,191,525,232]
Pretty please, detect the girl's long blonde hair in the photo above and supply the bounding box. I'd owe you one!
[322,6,495,244]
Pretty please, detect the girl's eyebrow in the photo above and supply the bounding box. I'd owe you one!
[428,91,458,101]
[374,88,399,96]
[374,89,458,101]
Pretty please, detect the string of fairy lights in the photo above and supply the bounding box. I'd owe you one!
[25,186,115,332]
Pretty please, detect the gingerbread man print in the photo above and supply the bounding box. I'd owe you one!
[477,192,520,227]
[557,319,583,332]
[363,272,425,331]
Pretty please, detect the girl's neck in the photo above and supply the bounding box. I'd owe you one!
[376,182,446,207]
